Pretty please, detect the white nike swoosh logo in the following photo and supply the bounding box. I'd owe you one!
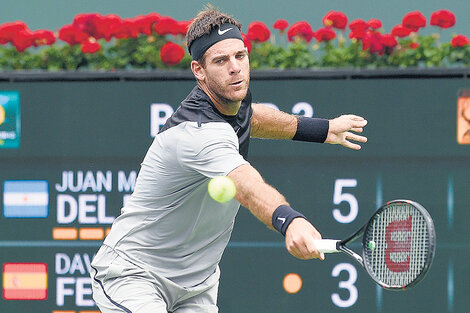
[277,217,286,224]
[218,27,233,35]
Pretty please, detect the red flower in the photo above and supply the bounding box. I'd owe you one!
[242,33,252,53]
[362,31,384,54]
[367,19,382,30]
[59,24,90,45]
[160,41,185,65]
[349,29,366,40]
[11,29,34,52]
[109,21,127,39]
[5,27,54,52]
[409,42,419,49]
[81,40,101,54]
[94,14,122,41]
[73,13,101,35]
[247,21,270,42]
[112,19,139,39]
[391,24,412,38]
[31,30,56,47]
[273,19,289,32]
[323,11,348,30]
[71,13,124,41]
[430,10,456,29]
[131,13,161,36]
[451,34,470,47]
[348,19,368,32]
[0,21,28,44]
[154,16,180,35]
[315,27,336,42]
[402,11,426,32]
[381,34,398,48]
[287,21,314,42]
[176,20,191,36]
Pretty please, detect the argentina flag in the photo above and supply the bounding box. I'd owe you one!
[3,180,49,218]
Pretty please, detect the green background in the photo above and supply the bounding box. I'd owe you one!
[2,0,470,41]
[0,71,468,312]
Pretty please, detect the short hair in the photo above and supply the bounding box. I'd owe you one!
[186,6,242,65]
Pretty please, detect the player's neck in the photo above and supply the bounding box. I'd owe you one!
[198,83,241,116]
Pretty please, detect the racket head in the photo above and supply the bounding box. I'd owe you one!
[361,200,436,290]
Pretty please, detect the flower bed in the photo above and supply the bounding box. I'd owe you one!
[0,9,469,70]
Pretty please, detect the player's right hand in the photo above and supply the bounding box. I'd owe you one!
[285,217,325,260]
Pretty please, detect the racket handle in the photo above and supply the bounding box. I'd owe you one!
[314,239,341,253]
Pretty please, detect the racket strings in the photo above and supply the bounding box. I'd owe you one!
[364,203,430,288]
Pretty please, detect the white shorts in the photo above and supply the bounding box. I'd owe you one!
[90,245,219,313]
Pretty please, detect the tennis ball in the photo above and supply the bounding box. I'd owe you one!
[368,240,376,250]
[208,176,236,203]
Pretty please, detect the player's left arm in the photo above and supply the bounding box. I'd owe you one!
[227,163,324,260]
[250,102,368,150]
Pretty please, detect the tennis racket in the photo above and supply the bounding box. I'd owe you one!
[314,199,436,290]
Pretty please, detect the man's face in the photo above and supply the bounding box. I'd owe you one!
[199,39,250,107]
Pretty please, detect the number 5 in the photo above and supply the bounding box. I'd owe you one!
[333,179,358,224]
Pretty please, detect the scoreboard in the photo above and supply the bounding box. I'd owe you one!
[0,69,469,312]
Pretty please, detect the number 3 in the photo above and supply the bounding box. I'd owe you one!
[331,263,358,308]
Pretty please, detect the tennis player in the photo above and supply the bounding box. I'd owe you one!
[91,7,367,313]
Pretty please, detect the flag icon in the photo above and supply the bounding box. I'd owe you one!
[3,180,49,218]
[3,263,48,300]
[0,91,20,149]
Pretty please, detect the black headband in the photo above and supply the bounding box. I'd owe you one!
[189,23,244,60]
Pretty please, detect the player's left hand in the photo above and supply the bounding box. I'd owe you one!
[325,114,368,150]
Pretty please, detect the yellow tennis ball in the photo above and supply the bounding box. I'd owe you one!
[208,176,236,203]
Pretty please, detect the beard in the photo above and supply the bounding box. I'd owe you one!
[205,73,250,105]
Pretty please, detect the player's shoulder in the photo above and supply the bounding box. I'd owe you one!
[186,121,237,141]
[175,121,238,156]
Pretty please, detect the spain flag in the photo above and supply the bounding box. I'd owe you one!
[2,263,48,300]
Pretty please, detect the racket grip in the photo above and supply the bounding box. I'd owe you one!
[314,239,340,253]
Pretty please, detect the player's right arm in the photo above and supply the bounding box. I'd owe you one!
[227,163,324,260]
